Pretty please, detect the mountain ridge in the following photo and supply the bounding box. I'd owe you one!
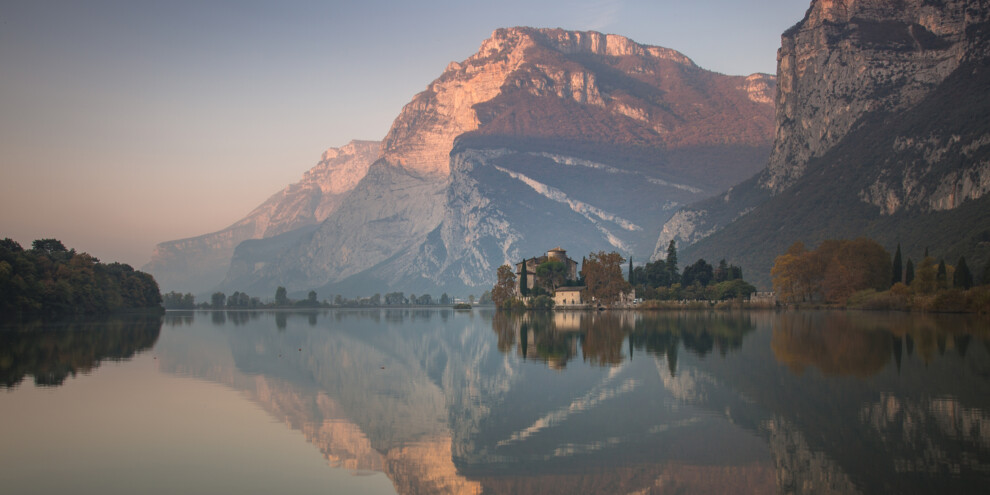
[660,0,990,288]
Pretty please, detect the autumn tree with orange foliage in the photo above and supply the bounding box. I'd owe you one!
[581,251,631,306]
[771,239,891,304]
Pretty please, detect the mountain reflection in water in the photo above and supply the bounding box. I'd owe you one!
[2,309,989,494]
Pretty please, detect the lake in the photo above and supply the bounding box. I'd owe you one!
[2,309,989,494]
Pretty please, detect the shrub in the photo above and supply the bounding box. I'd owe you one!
[526,295,555,310]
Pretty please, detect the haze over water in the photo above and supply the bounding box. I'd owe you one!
[2,309,989,494]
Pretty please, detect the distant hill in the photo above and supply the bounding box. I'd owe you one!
[143,140,380,294]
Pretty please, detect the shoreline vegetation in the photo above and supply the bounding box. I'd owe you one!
[0,238,162,319]
[771,238,989,315]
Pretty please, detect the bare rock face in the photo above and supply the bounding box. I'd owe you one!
[763,0,973,192]
[221,27,776,295]
[656,0,990,265]
[144,140,379,293]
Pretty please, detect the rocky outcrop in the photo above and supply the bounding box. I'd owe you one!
[221,27,775,295]
[144,140,379,293]
[763,0,974,192]
[657,0,990,278]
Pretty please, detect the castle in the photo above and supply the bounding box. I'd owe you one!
[515,247,585,307]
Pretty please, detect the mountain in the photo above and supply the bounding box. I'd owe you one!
[144,140,380,294]
[657,0,990,288]
[217,27,776,297]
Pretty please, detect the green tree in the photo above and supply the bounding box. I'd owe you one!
[535,260,568,292]
[715,259,729,283]
[912,257,937,294]
[936,260,948,290]
[628,258,634,284]
[681,259,714,287]
[31,238,68,255]
[211,292,226,308]
[665,240,678,282]
[954,256,973,289]
[492,265,517,309]
[905,258,915,285]
[440,293,450,305]
[519,259,529,297]
[275,286,289,306]
[891,244,903,286]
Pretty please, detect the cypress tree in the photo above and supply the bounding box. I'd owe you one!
[983,259,990,286]
[954,256,973,289]
[519,259,528,297]
[891,244,903,285]
[936,260,948,289]
[905,258,915,285]
[628,258,634,284]
[666,240,678,281]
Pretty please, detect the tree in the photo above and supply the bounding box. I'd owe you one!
[936,260,948,290]
[32,238,68,255]
[983,259,990,286]
[308,291,318,304]
[492,264,517,309]
[275,286,289,306]
[681,259,714,287]
[891,244,903,286]
[535,260,568,292]
[771,239,890,303]
[628,258,634,285]
[519,259,529,297]
[479,290,492,305]
[905,258,915,285]
[211,292,226,308]
[665,241,678,282]
[912,257,937,294]
[954,256,973,289]
[440,293,450,305]
[715,259,729,283]
[581,251,631,306]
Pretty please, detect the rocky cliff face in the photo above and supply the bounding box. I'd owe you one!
[764,0,973,192]
[220,27,775,296]
[656,0,990,278]
[144,140,379,293]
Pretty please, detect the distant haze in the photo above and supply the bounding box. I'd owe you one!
[0,0,809,267]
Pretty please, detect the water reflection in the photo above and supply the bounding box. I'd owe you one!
[5,309,990,494]
[493,311,756,373]
[771,311,990,377]
[0,314,162,388]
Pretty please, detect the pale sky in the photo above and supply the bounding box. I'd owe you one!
[0,0,811,267]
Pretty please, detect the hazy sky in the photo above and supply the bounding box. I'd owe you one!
[0,0,811,267]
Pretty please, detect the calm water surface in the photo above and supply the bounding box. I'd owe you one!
[1,309,989,494]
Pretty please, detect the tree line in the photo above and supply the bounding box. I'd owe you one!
[493,245,757,310]
[163,287,493,309]
[0,238,162,317]
[630,241,756,302]
[771,238,990,312]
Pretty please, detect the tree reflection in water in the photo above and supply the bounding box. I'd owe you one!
[771,311,990,378]
[0,314,162,388]
[491,311,757,373]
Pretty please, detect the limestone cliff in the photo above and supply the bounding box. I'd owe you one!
[144,140,379,293]
[223,27,775,295]
[656,0,990,280]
